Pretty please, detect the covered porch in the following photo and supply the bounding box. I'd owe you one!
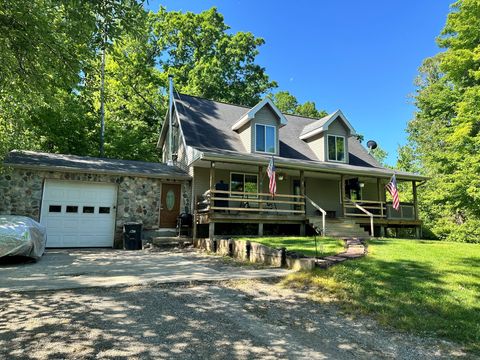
[191,157,424,239]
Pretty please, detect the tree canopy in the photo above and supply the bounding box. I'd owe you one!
[400,0,480,243]
[269,91,327,118]
[1,4,294,161]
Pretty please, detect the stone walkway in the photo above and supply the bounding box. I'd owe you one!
[316,238,367,268]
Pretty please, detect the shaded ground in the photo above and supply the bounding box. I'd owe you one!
[0,279,468,360]
[0,248,289,292]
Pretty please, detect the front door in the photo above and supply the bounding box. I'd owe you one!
[160,183,181,228]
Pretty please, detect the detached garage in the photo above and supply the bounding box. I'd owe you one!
[0,150,190,248]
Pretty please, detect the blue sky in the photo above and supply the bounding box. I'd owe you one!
[146,0,452,165]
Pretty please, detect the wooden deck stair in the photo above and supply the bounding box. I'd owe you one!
[308,217,371,238]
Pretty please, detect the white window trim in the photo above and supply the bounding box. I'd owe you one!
[327,134,346,163]
[254,124,276,154]
[229,172,259,198]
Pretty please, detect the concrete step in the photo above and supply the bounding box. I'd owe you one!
[152,237,192,247]
[144,228,177,239]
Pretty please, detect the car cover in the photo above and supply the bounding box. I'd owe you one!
[0,215,46,259]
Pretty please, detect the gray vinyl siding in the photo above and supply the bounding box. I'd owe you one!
[323,119,350,163]
[361,180,386,202]
[175,137,188,171]
[305,133,325,161]
[235,105,281,155]
[305,178,343,216]
[304,117,350,163]
[237,123,251,153]
[251,106,280,155]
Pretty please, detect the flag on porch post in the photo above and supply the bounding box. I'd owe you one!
[267,156,276,196]
[386,174,400,210]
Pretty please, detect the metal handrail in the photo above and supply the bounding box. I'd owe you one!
[305,196,326,236]
[349,200,374,236]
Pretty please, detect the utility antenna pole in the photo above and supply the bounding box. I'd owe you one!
[167,75,174,166]
[99,14,107,157]
[99,41,106,157]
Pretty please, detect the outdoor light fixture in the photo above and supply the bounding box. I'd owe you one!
[359,182,365,188]
[278,174,284,181]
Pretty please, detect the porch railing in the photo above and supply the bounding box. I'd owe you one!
[196,189,305,215]
[305,196,326,235]
[386,203,416,220]
[344,199,386,218]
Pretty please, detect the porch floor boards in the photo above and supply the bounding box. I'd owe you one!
[197,212,306,224]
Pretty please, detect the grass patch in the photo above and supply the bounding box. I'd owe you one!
[235,236,344,257]
[282,238,480,353]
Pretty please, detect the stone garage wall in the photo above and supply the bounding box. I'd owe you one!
[0,168,184,248]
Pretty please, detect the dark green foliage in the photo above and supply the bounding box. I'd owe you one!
[401,0,480,243]
[269,91,327,118]
[0,4,281,160]
[152,7,277,107]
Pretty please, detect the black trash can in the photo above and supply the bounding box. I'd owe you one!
[123,222,142,250]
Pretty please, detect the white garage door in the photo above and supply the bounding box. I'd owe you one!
[40,180,117,248]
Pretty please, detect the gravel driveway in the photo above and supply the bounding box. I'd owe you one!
[0,278,467,359]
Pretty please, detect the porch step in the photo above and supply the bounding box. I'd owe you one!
[143,228,177,240]
[152,237,192,248]
[308,217,371,238]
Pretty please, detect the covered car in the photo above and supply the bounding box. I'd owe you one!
[0,216,46,259]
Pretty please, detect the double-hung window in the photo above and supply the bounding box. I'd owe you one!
[255,124,276,153]
[230,173,258,198]
[327,135,346,162]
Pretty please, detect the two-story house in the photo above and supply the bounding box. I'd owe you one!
[158,89,427,239]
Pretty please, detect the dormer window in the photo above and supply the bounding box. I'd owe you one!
[328,135,345,162]
[255,124,276,153]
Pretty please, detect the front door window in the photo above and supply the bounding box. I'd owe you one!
[166,190,175,210]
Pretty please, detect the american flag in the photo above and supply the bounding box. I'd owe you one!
[267,157,276,196]
[386,174,400,211]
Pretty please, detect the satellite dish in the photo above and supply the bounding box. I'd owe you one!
[367,140,378,154]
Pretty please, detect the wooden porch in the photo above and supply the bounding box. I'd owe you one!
[193,160,423,239]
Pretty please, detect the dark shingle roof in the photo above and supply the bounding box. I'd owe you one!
[4,150,190,179]
[174,93,382,168]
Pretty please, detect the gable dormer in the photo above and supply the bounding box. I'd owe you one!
[232,98,287,155]
[300,110,356,163]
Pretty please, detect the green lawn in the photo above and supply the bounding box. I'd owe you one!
[282,238,480,353]
[235,236,344,257]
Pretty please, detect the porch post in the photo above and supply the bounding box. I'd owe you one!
[193,213,197,240]
[377,178,384,218]
[413,180,421,238]
[208,161,215,239]
[258,165,264,235]
[340,175,346,217]
[412,180,419,220]
[300,170,305,213]
[209,161,216,192]
[299,170,306,236]
[258,165,264,210]
[209,222,215,239]
[258,223,264,236]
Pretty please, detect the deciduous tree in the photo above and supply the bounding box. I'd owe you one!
[401,0,480,242]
